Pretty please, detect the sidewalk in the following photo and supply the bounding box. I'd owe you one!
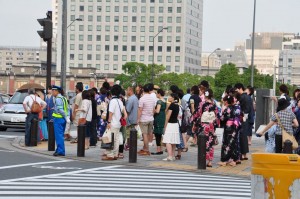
[12,130,266,179]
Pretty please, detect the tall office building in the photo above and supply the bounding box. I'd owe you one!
[54,0,203,76]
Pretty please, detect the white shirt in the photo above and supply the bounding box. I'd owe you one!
[109,98,124,128]
[150,92,158,103]
[23,94,46,112]
[79,99,92,122]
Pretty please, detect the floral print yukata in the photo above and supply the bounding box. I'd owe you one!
[192,101,219,161]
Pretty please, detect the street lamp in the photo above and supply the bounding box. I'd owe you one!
[89,72,98,88]
[67,18,82,28]
[152,27,168,84]
[207,48,221,76]
[250,0,256,87]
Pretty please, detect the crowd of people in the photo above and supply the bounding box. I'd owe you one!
[22,80,300,166]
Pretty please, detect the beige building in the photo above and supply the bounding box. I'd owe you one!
[0,46,46,71]
[200,52,221,77]
[245,49,280,75]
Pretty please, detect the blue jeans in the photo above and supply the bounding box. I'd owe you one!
[25,113,38,146]
[53,118,66,155]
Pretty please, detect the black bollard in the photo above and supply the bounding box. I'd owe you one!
[48,120,55,151]
[30,118,39,146]
[77,124,86,157]
[283,140,293,154]
[198,132,207,170]
[129,127,137,163]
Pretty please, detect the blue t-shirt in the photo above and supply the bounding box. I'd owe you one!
[126,94,139,125]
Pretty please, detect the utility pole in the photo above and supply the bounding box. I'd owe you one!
[250,0,256,87]
[61,0,67,93]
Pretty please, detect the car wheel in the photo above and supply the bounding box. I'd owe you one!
[0,127,7,131]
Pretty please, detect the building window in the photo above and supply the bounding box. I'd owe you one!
[87,45,92,50]
[176,17,181,23]
[123,36,127,42]
[104,64,109,70]
[123,16,128,22]
[114,36,119,41]
[168,7,172,13]
[106,6,110,12]
[96,54,101,60]
[158,46,162,52]
[88,35,92,41]
[167,17,172,23]
[177,7,181,13]
[158,36,163,42]
[131,46,136,51]
[166,56,171,62]
[79,54,83,60]
[97,6,102,12]
[106,16,110,22]
[105,55,109,61]
[175,66,180,72]
[70,44,75,50]
[79,44,83,50]
[159,16,163,22]
[88,25,92,31]
[149,46,154,52]
[114,45,118,51]
[122,55,127,61]
[87,54,92,60]
[96,35,101,41]
[176,36,180,42]
[79,6,84,11]
[96,64,100,69]
[97,16,101,22]
[105,35,110,41]
[157,56,162,62]
[113,64,118,70]
[96,45,101,51]
[131,55,136,61]
[122,46,127,51]
[113,55,118,61]
[114,16,119,22]
[141,26,145,32]
[166,65,171,71]
[167,46,171,52]
[88,15,93,21]
[132,26,137,32]
[140,36,145,42]
[105,45,110,51]
[115,6,119,12]
[132,16,137,22]
[70,54,74,60]
[131,36,136,42]
[175,56,180,62]
[79,25,84,31]
[140,46,145,52]
[105,26,110,31]
[159,7,163,13]
[288,58,293,63]
[176,46,180,52]
[70,34,75,40]
[140,55,144,61]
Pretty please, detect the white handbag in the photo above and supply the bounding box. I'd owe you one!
[102,129,112,144]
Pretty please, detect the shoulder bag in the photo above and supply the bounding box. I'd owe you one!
[275,113,298,150]
[116,99,127,126]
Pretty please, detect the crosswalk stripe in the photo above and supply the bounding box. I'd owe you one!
[0,166,251,198]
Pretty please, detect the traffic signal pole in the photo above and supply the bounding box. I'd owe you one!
[46,11,52,90]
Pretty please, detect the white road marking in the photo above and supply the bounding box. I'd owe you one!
[0,160,72,170]
[32,165,81,170]
[0,149,14,153]
[0,165,121,183]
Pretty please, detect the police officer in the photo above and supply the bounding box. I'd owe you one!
[52,85,69,156]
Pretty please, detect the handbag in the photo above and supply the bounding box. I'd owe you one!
[275,113,298,150]
[78,103,91,125]
[116,99,127,127]
[102,129,112,144]
[101,132,114,149]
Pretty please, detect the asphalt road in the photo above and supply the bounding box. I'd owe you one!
[0,129,251,198]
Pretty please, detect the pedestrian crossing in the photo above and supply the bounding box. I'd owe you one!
[0,165,251,199]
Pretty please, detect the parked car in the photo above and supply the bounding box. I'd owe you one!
[0,83,45,131]
[0,94,10,104]
[0,95,4,108]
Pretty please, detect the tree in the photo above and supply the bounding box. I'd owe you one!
[214,63,240,100]
[114,62,165,87]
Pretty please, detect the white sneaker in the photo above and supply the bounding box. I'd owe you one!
[163,157,174,161]
[148,143,153,146]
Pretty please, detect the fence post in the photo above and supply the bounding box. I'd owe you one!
[198,132,207,170]
[129,127,137,163]
[77,124,86,157]
[48,120,55,151]
[283,140,293,154]
[30,118,39,146]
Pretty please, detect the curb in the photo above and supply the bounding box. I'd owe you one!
[10,137,252,179]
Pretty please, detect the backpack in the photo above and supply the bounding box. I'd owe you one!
[30,96,41,113]
[181,99,192,126]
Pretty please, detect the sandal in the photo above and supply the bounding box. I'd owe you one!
[182,148,189,152]
[70,138,78,144]
[175,155,181,160]
[118,154,124,159]
[228,162,236,167]
[206,164,213,168]
[217,162,227,167]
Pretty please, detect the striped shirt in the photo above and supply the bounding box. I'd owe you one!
[139,93,156,122]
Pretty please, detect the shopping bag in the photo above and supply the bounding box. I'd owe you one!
[102,129,112,144]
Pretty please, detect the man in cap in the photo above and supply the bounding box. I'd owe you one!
[52,85,69,156]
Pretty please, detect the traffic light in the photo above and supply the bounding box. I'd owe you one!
[37,18,52,41]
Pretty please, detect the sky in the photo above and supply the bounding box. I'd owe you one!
[0,0,299,51]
